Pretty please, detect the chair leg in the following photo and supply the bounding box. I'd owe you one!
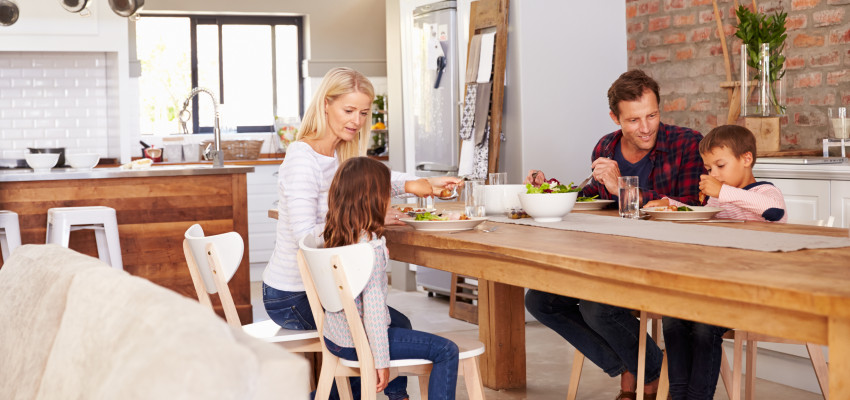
[656,350,669,400]
[719,346,735,399]
[461,357,485,400]
[314,351,339,400]
[745,339,757,400]
[805,342,829,399]
[336,376,354,400]
[637,311,648,400]
[566,350,585,400]
[731,333,744,400]
[418,375,430,400]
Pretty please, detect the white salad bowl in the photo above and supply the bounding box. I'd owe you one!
[65,153,100,170]
[25,153,60,173]
[518,192,578,222]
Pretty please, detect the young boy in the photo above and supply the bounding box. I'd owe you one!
[646,124,787,399]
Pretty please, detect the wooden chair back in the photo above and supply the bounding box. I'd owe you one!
[183,224,244,328]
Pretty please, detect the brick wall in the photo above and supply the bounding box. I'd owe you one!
[626,0,850,150]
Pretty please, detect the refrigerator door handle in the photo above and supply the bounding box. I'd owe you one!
[416,161,458,173]
[434,56,447,89]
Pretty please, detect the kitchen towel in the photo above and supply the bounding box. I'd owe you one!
[473,82,492,146]
[459,83,477,141]
[465,34,482,83]
[490,214,850,252]
[476,32,496,83]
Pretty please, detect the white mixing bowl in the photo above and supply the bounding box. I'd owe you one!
[518,192,578,222]
[65,153,100,170]
[25,153,60,172]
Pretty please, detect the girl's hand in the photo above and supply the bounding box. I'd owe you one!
[524,169,546,186]
[385,208,407,226]
[426,176,463,197]
[376,368,390,393]
[404,178,434,197]
[698,175,722,198]
[644,198,669,208]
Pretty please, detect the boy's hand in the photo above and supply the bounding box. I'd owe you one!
[644,198,670,208]
[376,368,390,393]
[699,175,722,198]
[404,178,434,197]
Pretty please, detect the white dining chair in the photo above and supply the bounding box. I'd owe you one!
[297,234,486,400]
[182,224,321,353]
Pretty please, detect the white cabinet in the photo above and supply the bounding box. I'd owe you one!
[759,178,831,223]
[830,181,850,229]
[246,164,280,266]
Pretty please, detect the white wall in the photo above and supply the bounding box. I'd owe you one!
[503,1,627,185]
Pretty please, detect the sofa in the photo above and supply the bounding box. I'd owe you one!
[0,244,309,399]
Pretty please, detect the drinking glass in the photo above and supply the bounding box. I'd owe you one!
[618,176,640,219]
[464,179,486,217]
[416,195,434,210]
[829,107,848,139]
[488,172,507,185]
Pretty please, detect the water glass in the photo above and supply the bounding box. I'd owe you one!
[464,179,486,217]
[618,176,641,219]
[829,107,848,139]
[488,172,507,185]
[417,195,434,210]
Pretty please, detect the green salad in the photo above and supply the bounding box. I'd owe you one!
[577,195,599,202]
[677,206,693,211]
[414,212,445,221]
[526,178,581,194]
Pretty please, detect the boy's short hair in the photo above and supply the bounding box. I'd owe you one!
[699,125,758,163]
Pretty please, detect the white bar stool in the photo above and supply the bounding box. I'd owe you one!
[46,206,123,270]
[0,211,22,263]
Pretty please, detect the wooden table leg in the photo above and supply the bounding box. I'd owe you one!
[829,316,850,398]
[477,279,526,389]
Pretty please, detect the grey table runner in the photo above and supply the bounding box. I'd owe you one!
[489,214,850,252]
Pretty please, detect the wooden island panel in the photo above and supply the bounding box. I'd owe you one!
[0,172,252,323]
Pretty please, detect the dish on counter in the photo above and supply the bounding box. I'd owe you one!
[572,199,616,210]
[640,206,723,221]
[399,217,488,232]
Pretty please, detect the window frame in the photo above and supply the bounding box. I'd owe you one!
[140,14,304,134]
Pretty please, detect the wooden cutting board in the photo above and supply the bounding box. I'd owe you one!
[758,149,822,157]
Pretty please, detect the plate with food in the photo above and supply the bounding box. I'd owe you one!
[400,212,488,231]
[640,206,724,221]
[572,196,616,210]
[393,205,437,217]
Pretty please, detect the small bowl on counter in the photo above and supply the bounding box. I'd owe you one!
[65,153,101,170]
[25,153,60,173]
[28,147,65,167]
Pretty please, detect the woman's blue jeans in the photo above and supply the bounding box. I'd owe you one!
[263,284,412,400]
[524,289,662,383]
[662,317,729,400]
[325,328,459,400]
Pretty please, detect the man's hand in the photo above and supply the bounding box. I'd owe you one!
[404,178,434,197]
[644,198,669,208]
[698,175,722,199]
[426,176,463,197]
[376,368,390,393]
[524,169,546,186]
[590,157,621,195]
[385,207,406,226]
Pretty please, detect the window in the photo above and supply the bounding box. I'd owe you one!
[136,15,303,135]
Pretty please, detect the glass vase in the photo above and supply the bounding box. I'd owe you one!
[740,43,786,117]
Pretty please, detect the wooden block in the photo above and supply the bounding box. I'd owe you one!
[744,117,781,155]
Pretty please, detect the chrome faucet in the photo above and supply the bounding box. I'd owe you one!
[178,87,223,168]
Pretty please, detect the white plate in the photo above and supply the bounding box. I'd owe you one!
[573,199,616,210]
[640,206,724,221]
[400,217,488,232]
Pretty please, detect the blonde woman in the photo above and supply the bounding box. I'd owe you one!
[263,67,459,399]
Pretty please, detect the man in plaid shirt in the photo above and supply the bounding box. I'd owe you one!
[525,70,703,400]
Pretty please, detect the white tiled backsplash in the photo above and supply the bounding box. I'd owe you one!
[0,52,110,160]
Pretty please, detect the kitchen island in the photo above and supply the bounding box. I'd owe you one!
[0,165,255,323]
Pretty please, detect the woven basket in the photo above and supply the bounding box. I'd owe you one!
[199,139,263,160]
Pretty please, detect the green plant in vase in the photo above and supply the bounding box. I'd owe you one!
[735,5,787,116]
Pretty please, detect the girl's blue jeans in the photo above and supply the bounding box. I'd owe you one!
[325,328,459,400]
[262,284,413,400]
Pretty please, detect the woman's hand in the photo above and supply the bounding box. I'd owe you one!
[404,178,434,197]
[644,198,669,208]
[426,176,463,197]
[376,368,390,393]
[524,169,546,186]
[698,175,722,198]
[590,157,620,195]
[385,207,407,226]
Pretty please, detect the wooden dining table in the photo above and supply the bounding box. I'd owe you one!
[382,208,850,396]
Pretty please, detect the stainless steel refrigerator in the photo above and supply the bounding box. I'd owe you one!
[410,1,459,295]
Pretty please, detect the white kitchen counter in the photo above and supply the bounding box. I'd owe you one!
[753,158,850,180]
[0,165,255,182]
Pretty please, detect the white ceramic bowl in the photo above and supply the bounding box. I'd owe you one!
[25,153,60,172]
[65,153,100,170]
[518,192,578,222]
[483,184,526,215]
